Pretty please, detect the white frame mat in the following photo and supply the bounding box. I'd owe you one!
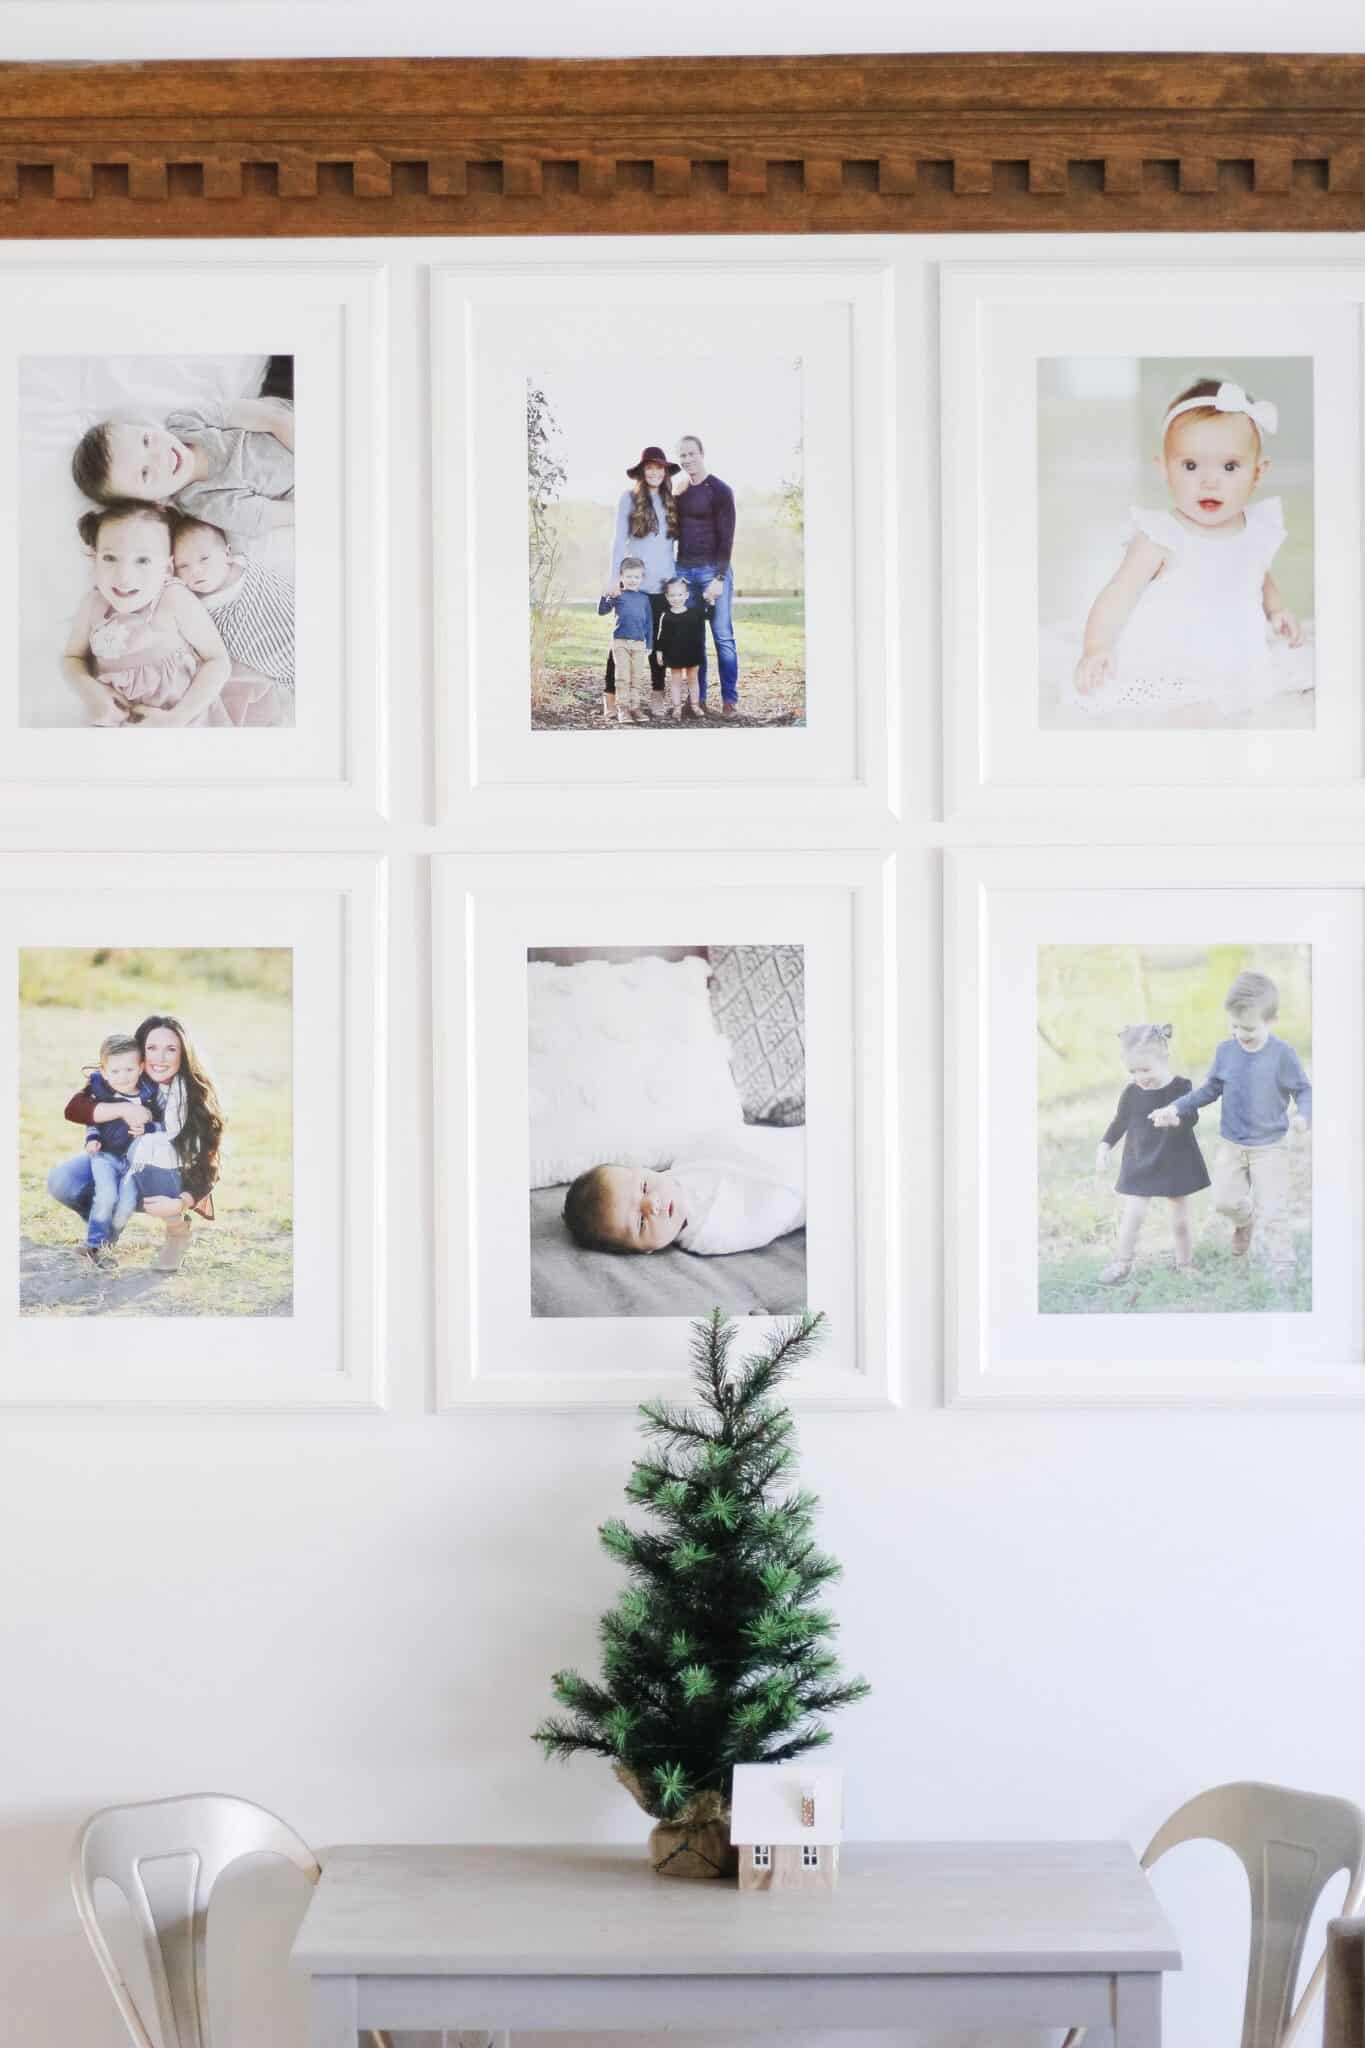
[0,851,387,1408]
[947,845,1365,1406]
[0,254,387,824]
[942,260,1365,820]
[434,850,900,1409]
[433,250,896,831]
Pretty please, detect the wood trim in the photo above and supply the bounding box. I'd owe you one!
[0,53,1361,236]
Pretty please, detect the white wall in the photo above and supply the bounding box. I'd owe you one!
[1,0,1364,58]
[1,5,1363,2044]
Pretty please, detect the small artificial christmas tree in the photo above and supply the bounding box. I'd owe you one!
[533,1310,870,1878]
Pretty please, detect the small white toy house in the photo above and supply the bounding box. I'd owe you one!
[730,1764,843,1892]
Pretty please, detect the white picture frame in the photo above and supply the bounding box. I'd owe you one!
[946,844,1365,1407]
[432,248,897,834]
[941,259,1365,820]
[433,850,900,1410]
[0,851,386,1409]
[0,253,386,825]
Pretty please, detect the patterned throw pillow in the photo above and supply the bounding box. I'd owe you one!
[707,944,805,1126]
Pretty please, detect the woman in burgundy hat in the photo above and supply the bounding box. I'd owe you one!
[600,445,680,722]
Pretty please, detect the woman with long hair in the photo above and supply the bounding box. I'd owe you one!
[47,1011,226,1272]
[601,445,680,720]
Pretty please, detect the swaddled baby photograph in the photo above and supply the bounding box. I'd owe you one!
[526,943,806,1318]
[20,352,296,729]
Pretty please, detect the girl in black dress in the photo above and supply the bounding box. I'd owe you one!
[655,573,712,720]
[1094,1022,1210,1285]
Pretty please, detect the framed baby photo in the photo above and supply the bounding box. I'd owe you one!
[941,258,1365,819]
[432,850,900,1409]
[0,851,385,1408]
[0,253,385,824]
[431,251,897,831]
[946,845,1365,1407]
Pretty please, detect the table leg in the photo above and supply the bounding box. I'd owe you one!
[1114,1973,1162,2048]
[310,1974,358,2048]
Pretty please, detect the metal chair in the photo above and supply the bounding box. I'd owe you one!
[71,1791,390,2048]
[1065,1781,1365,2048]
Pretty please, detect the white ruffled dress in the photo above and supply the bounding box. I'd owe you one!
[1048,496,1314,719]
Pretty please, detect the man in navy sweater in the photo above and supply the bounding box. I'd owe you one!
[673,434,739,716]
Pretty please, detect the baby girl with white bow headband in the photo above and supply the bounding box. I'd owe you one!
[1068,374,1311,723]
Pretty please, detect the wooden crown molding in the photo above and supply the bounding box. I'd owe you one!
[0,53,1362,236]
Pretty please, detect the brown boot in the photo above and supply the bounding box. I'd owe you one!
[602,693,616,726]
[1231,1222,1253,1256]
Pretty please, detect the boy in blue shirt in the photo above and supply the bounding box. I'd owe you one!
[78,1033,164,1264]
[1149,969,1310,1282]
[597,555,653,725]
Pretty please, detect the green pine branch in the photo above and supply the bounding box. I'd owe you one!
[532,1311,869,1818]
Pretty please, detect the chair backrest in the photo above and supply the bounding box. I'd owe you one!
[71,1792,321,2048]
[1142,1781,1365,2048]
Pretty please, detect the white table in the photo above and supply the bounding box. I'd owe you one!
[293,1841,1181,2048]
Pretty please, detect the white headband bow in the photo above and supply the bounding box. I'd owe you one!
[1163,381,1278,438]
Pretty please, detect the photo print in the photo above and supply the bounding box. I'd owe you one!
[1038,355,1315,733]
[1038,942,1312,1315]
[527,943,806,1318]
[20,353,296,730]
[527,339,805,732]
[20,946,293,1318]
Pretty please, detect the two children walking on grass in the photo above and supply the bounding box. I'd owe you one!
[1094,970,1311,1292]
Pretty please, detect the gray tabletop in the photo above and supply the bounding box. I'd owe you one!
[293,1841,1182,1979]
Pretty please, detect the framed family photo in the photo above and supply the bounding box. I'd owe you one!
[0,852,385,1408]
[432,253,897,827]
[947,846,1365,1406]
[433,851,899,1409]
[0,256,385,823]
[942,258,1365,817]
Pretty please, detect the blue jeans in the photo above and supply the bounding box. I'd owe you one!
[88,1152,139,1247]
[49,1150,144,1244]
[48,1153,94,1222]
[677,564,738,704]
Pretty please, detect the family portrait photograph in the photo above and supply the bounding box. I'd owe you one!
[526,942,806,1318]
[19,352,296,730]
[526,336,805,732]
[1037,354,1315,733]
[19,946,293,1318]
[1037,941,1312,1315]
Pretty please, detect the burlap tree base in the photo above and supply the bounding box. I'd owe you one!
[616,1765,738,1881]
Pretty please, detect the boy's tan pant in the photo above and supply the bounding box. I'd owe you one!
[611,637,651,714]
[1212,1137,1292,1267]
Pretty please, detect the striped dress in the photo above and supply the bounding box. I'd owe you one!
[202,556,295,692]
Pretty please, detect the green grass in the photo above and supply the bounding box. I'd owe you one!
[19,949,292,1319]
[535,599,807,729]
[1039,1086,1311,1315]
[543,597,805,672]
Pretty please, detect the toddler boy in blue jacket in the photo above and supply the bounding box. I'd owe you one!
[1149,968,1310,1281]
[597,556,653,725]
[79,1033,164,1261]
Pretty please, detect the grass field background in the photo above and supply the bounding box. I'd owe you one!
[1037,942,1312,1314]
[19,947,292,1318]
[533,597,807,729]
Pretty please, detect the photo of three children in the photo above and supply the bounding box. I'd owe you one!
[21,352,297,730]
